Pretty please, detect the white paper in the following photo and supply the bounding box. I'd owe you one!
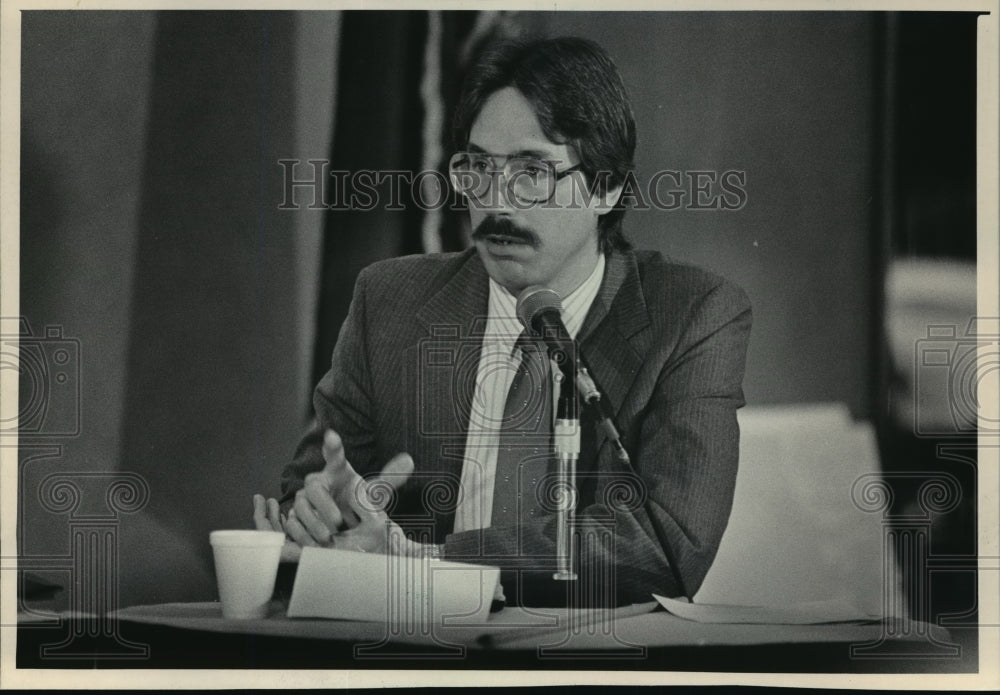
[695,404,894,617]
[653,594,881,625]
[287,547,500,627]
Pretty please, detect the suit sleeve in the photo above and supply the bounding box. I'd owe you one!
[280,269,379,500]
[443,279,752,607]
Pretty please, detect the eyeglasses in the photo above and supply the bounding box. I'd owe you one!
[448,152,583,204]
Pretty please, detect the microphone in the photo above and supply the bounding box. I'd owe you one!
[515,287,577,377]
[515,286,630,464]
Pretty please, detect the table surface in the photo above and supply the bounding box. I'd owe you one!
[15,601,979,673]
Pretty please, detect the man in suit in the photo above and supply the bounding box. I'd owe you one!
[254,36,751,607]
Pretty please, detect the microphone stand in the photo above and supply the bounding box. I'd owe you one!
[515,284,632,587]
[550,348,579,582]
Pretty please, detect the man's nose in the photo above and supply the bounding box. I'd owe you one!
[478,169,516,212]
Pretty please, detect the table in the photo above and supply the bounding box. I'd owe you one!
[15,602,978,673]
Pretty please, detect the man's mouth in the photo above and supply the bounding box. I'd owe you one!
[485,234,529,246]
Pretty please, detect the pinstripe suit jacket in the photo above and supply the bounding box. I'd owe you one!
[282,247,752,607]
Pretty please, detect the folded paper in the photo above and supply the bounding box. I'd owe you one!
[287,547,500,627]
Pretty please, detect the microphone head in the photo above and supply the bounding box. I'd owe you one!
[515,285,563,332]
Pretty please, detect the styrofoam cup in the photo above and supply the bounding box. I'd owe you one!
[209,530,285,619]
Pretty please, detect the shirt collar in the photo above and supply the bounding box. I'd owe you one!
[485,253,606,350]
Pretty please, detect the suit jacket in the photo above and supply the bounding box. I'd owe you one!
[282,247,752,606]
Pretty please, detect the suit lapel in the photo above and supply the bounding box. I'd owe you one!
[412,250,489,535]
[415,248,491,334]
[414,249,490,437]
[578,250,650,422]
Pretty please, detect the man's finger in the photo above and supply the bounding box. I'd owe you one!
[304,478,345,532]
[333,480,363,528]
[265,498,283,532]
[252,494,272,531]
[293,490,334,545]
[346,453,415,515]
[375,453,415,490]
[321,429,355,479]
[283,509,319,548]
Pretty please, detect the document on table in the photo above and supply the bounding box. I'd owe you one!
[653,594,882,625]
[286,547,500,625]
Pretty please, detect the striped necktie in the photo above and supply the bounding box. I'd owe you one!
[491,332,553,528]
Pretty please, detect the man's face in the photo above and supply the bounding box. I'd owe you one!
[466,87,608,299]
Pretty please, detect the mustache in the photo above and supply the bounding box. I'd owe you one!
[471,216,539,247]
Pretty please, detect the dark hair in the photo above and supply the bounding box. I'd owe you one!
[453,36,635,254]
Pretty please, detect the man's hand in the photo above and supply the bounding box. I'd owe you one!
[323,491,422,556]
[283,429,415,552]
[252,493,303,563]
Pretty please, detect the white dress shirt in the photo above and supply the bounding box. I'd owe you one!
[453,253,606,533]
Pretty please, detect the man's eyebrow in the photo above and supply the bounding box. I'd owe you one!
[465,142,562,160]
[515,148,560,160]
